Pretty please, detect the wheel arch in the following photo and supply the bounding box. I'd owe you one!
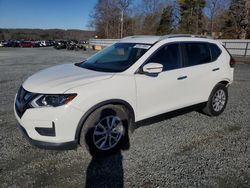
[203,81,229,116]
[74,99,135,142]
[218,80,230,87]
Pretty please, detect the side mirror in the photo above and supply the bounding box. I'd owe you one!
[142,63,163,74]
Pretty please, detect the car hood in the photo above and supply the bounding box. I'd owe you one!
[23,64,114,93]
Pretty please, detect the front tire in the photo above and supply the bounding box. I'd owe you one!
[202,83,228,116]
[80,104,130,158]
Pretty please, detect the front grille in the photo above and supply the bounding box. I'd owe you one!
[15,86,36,118]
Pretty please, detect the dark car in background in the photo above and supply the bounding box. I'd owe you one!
[54,41,67,49]
[3,40,20,47]
[66,40,78,50]
[54,40,88,51]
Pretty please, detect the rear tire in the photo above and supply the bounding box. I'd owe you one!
[80,104,130,158]
[202,83,228,116]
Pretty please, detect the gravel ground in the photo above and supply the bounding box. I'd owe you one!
[0,47,249,188]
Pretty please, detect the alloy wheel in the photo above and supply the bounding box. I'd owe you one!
[93,115,124,150]
[212,89,226,112]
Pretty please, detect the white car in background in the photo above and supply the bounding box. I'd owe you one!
[14,34,235,157]
[40,40,49,47]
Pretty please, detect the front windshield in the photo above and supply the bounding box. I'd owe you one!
[77,43,151,72]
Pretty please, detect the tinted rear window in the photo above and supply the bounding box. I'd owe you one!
[208,43,222,61]
[183,42,211,67]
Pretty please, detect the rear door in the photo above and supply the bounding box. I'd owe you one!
[180,42,216,103]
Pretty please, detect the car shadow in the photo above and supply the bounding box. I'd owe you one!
[84,106,130,188]
[84,103,206,187]
[85,151,124,188]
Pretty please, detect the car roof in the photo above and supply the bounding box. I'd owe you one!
[120,34,213,44]
[120,35,161,44]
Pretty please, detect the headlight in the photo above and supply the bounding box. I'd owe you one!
[30,94,77,107]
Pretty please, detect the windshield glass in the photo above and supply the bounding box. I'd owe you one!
[77,43,151,72]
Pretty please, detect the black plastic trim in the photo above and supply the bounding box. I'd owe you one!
[74,99,135,141]
[35,122,56,137]
[15,86,37,118]
[212,68,220,71]
[135,102,207,128]
[177,76,187,80]
[18,124,77,150]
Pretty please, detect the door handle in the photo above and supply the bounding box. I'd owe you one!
[177,76,187,80]
[212,68,220,71]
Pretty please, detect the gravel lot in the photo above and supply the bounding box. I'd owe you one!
[0,47,249,188]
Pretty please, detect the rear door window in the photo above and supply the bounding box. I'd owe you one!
[182,42,212,67]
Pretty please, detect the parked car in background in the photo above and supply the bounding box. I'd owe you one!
[32,41,42,47]
[77,40,88,51]
[40,40,55,47]
[1,40,8,47]
[40,41,45,47]
[0,40,57,48]
[4,40,20,47]
[66,40,78,50]
[54,41,67,49]
[40,41,48,47]
[20,41,33,48]
[48,40,56,46]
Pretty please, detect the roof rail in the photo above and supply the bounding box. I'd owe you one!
[159,34,212,41]
[122,35,159,39]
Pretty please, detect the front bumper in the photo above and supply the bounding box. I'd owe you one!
[14,93,85,150]
[17,124,77,150]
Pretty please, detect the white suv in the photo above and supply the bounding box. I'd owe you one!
[14,35,235,157]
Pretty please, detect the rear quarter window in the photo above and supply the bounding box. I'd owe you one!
[208,43,222,61]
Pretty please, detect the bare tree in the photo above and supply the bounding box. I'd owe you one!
[205,0,229,35]
[88,0,250,39]
[140,0,164,34]
[118,0,131,38]
[89,0,134,38]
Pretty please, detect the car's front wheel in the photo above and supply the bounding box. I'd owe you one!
[202,83,228,116]
[80,104,130,157]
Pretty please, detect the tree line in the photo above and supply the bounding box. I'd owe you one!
[0,29,95,41]
[89,0,250,39]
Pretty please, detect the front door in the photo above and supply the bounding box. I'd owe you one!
[135,43,192,121]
